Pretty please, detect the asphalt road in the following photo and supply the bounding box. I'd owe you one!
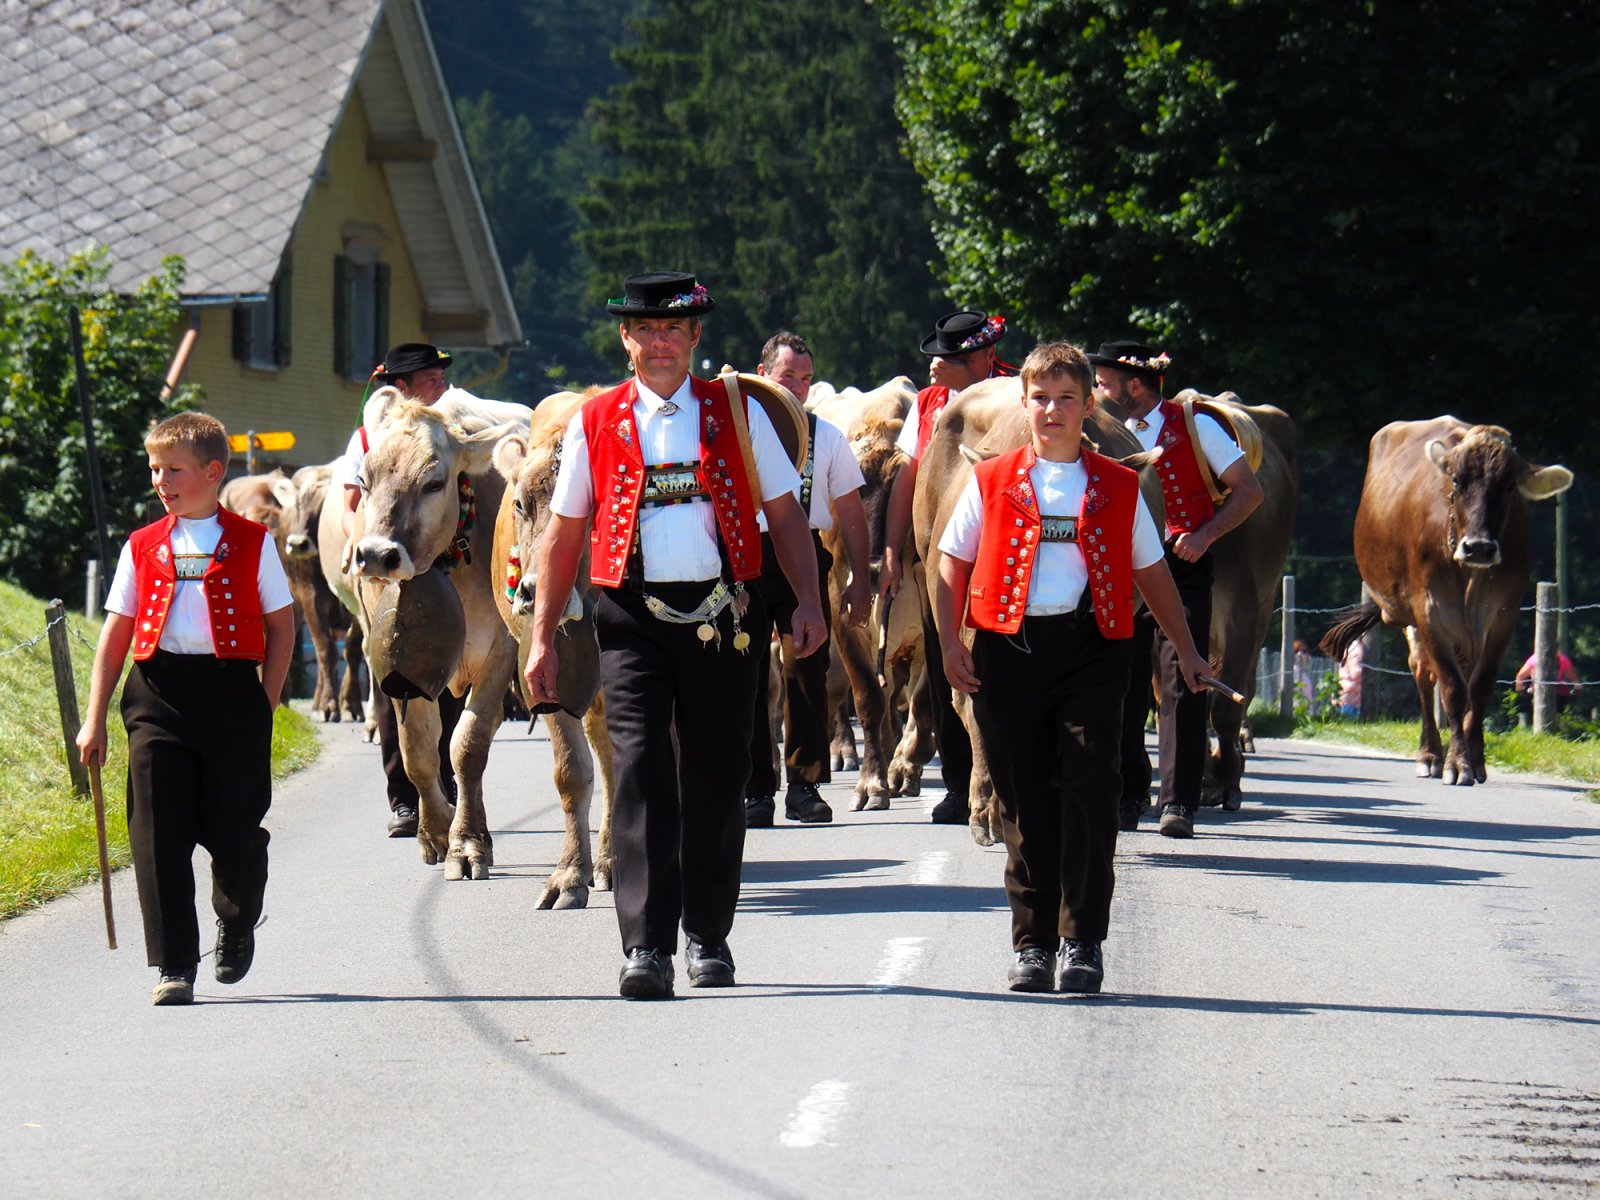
[3,712,1598,1199]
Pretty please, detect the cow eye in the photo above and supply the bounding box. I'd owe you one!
[513,498,525,516]
[422,478,446,494]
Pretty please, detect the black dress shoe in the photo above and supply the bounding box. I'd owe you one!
[619,947,675,999]
[745,795,775,828]
[1059,938,1104,994]
[783,781,832,824]
[685,940,735,987]
[387,803,418,838]
[214,919,255,985]
[1118,797,1149,832]
[930,793,968,824]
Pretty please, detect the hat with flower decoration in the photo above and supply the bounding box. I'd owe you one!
[606,271,717,317]
[376,342,452,382]
[919,310,1007,357]
[1086,340,1172,382]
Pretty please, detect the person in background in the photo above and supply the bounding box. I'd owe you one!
[1515,648,1580,714]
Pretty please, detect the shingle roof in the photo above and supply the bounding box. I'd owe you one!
[1,0,383,296]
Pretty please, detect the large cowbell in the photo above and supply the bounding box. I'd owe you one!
[365,570,466,703]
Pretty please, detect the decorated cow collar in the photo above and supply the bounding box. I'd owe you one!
[432,473,477,573]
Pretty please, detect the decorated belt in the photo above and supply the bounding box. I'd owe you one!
[642,579,752,652]
[1039,516,1078,543]
[641,460,707,508]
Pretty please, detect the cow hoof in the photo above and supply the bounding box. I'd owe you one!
[1441,763,1459,785]
[418,840,443,866]
[470,858,490,881]
[851,793,868,812]
[863,794,889,811]
[553,887,589,911]
[1199,786,1225,809]
[1221,788,1243,813]
[594,865,613,893]
[839,751,859,772]
[969,820,996,848]
[1414,762,1432,778]
[1474,766,1487,784]
[443,856,465,881]
[831,752,844,772]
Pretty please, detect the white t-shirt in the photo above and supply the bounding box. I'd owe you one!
[895,385,961,461]
[550,376,801,582]
[939,456,1164,616]
[756,415,864,532]
[106,513,294,655]
[1127,405,1245,475]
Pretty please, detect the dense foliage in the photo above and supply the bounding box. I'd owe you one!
[577,0,948,385]
[0,249,195,600]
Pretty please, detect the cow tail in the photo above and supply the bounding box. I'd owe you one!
[1318,602,1381,660]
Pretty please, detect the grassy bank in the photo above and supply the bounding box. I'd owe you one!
[0,579,320,920]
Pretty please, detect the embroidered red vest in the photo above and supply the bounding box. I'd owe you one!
[128,509,268,661]
[582,377,764,587]
[913,386,951,460]
[965,445,1138,640]
[1152,398,1221,538]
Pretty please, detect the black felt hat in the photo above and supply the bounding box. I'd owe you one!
[919,310,1007,357]
[606,271,716,317]
[1086,340,1171,380]
[376,343,452,381]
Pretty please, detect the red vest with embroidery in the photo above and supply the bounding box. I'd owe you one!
[128,509,269,661]
[1152,398,1220,538]
[913,386,950,460]
[582,377,764,587]
[965,445,1138,640]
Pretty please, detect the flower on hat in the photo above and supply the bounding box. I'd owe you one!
[957,314,1006,352]
[663,283,711,309]
[1117,351,1171,373]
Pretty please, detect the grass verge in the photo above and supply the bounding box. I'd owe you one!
[0,579,321,921]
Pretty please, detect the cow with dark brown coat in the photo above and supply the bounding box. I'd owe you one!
[1322,418,1571,786]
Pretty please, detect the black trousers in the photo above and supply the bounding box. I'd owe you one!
[970,610,1133,949]
[746,531,834,795]
[921,595,973,799]
[1120,550,1213,810]
[121,651,273,968]
[596,581,765,954]
[374,686,463,810]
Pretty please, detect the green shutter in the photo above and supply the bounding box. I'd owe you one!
[374,263,391,368]
[272,256,293,367]
[232,302,252,362]
[332,254,351,377]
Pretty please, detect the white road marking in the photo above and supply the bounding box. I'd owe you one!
[911,850,950,886]
[870,936,926,990]
[779,1079,852,1148]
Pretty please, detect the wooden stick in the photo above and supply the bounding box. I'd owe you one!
[88,758,117,950]
[1199,673,1247,704]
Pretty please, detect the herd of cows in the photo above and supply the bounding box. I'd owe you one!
[218,376,1572,899]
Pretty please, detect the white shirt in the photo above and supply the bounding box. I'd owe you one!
[939,457,1164,615]
[1126,404,1245,475]
[106,513,293,655]
[550,376,801,582]
[895,384,962,461]
[756,415,864,532]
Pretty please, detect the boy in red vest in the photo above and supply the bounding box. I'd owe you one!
[933,343,1206,994]
[77,412,295,1006]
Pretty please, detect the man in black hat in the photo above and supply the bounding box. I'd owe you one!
[337,341,471,837]
[1089,340,1262,838]
[526,272,825,999]
[880,309,1008,824]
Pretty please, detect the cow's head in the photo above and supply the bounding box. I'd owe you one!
[1426,425,1572,567]
[490,390,592,617]
[220,470,286,534]
[271,465,330,560]
[354,398,521,580]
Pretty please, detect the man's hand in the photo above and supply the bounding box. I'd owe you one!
[1176,647,1209,694]
[840,576,871,628]
[942,638,980,694]
[878,548,902,606]
[75,719,106,768]
[525,639,561,706]
[1171,527,1213,563]
[789,601,826,658]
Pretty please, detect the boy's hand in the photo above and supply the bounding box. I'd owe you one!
[942,639,980,694]
[75,720,107,767]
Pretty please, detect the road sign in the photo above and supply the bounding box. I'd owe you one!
[227,431,296,452]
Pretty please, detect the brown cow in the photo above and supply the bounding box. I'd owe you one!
[1322,418,1571,785]
[489,389,617,910]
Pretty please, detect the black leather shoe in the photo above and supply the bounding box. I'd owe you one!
[619,947,675,999]
[1007,947,1055,993]
[930,793,968,824]
[685,940,736,987]
[1118,797,1149,832]
[214,920,255,985]
[1158,803,1195,838]
[387,803,418,838]
[152,964,196,1006]
[745,795,775,828]
[784,781,832,824]
[1059,938,1104,994]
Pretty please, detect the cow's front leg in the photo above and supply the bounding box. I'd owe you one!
[442,683,501,880]
[538,709,595,909]
[396,698,451,865]
[587,695,615,893]
[339,621,366,723]
[1205,698,1247,812]
[1434,663,1475,787]
[1408,633,1445,778]
[887,654,934,797]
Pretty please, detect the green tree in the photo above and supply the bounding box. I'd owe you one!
[0,248,196,599]
[579,0,947,385]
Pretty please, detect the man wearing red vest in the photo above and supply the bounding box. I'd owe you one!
[1089,341,1263,838]
[933,342,1205,993]
[880,309,1009,824]
[526,272,824,1000]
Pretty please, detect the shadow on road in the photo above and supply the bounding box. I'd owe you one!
[1129,850,1503,887]
[740,857,902,884]
[738,882,1006,916]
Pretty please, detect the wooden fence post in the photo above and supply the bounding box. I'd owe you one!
[47,599,89,797]
[1280,575,1295,722]
[1533,581,1557,733]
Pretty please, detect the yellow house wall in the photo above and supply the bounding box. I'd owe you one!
[182,90,427,472]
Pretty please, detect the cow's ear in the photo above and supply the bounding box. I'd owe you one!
[269,475,298,508]
[492,434,528,482]
[456,421,527,475]
[1425,439,1452,473]
[1119,449,1161,471]
[1519,463,1574,501]
[959,444,1000,464]
[365,385,408,434]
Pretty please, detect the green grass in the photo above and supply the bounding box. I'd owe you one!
[0,578,321,920]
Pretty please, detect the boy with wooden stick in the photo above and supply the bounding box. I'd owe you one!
[77,412,294,1005]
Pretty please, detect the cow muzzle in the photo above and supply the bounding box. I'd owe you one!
[284,533,316,559]
[353,536,417,580]
[1454,536,1501,567]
